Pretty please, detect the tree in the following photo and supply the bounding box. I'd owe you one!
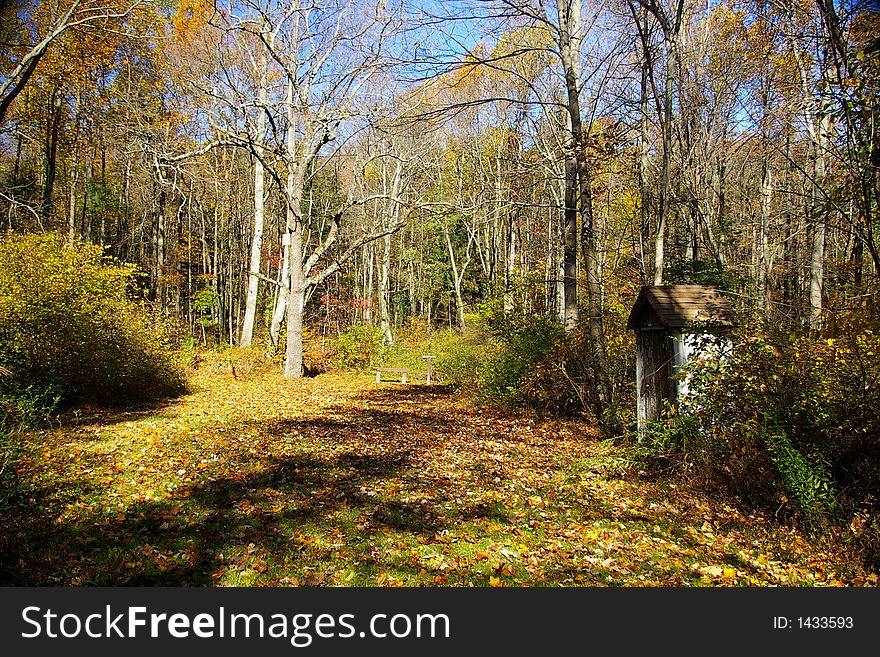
[0,1,148,124]
[628,0,685,286]
[813,0,880,318]
[492,0,613,407]
[240,48,268,347]
[207,0,420,377]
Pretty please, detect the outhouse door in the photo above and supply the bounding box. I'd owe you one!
[635,327,676,432]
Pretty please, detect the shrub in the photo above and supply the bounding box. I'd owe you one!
[0,425,20,512]
[474,307,635,426]
[517,324,596,416]
[766,432,837,527]
[191,287,220,345]
[428,328,487,387]
[331,325,386,369]
[0,233,186,407]
[196,346,276,380]
[477,315,563,408]
[668,326,880,566]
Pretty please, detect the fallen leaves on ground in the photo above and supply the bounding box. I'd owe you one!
[0,371,873,587]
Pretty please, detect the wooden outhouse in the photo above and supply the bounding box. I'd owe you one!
[627,285,735,434]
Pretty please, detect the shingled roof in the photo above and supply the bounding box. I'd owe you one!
[626,285,735,330]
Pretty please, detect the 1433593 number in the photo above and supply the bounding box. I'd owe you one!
[798,617,853,629]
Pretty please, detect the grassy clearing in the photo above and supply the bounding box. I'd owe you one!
[0,370,872,587]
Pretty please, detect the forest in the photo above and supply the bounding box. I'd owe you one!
[0,0,878,586]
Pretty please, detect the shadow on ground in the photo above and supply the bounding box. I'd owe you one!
[0,381,537,585]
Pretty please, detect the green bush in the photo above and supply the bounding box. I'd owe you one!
[672,326,880,565]
[0,382,61,428]
[766,432,837,527]
[331,325,386,369]
[428,328,486,387]
[0,233,186,407]
[473,307,635,426]
[477,316,564,408]
[517,324,596,415]
[0,426,20,512]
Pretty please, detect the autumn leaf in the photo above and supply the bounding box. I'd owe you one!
[3,371,866,588]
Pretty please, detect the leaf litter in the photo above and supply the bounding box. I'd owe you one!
[0,371,873,587]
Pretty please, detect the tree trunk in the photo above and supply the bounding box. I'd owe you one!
[445,223,470,333]
[506,211,517,312]
[638,52,651,282]
[240,58,268,347]
[576,133,608,406]
[809,112,831,331]
[379,231,393,344]
[270,231,290,348]
[151,180,167,305]
[41,89,61,227]
[653,35,676,286]
[562,154,579,329]
[758,157,772,314]
[68,146,78,243]
[377,155,402,344]
[81,158,91,243]
[809,214,826,331]
[556,0,583,330]
[285,225,305,378]
[283,79,306,379]
[364,242,374,325]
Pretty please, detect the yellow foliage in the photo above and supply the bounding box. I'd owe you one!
[172,0,214,44]
[490,26,552,89]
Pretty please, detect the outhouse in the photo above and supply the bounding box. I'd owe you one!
[627,285,735,434]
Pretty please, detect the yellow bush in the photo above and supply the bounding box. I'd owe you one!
[0,233,186,407]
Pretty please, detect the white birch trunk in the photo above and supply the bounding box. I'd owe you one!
[240,56,268,347]
[758,160,772,313]
[379,231,393,345]
[269,231,290,347]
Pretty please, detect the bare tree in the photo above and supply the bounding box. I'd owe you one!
[207,0,421,377]
[629,0,685,285]
[240,49,269,347]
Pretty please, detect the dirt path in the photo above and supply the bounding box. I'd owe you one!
[1,371,871,586]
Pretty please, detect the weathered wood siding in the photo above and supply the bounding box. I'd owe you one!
[635,327,676,433]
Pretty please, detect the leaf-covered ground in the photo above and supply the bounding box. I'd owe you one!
[1,371,873,586]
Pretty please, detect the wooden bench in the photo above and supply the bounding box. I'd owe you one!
[375,367,408,384]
